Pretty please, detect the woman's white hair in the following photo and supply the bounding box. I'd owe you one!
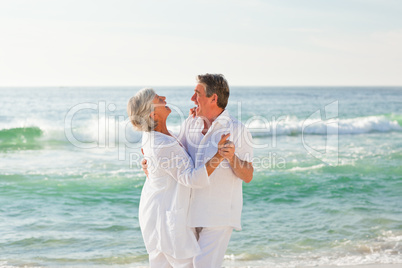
[127,88,157,132]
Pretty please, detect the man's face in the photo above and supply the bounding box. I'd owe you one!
[191,83,212,117]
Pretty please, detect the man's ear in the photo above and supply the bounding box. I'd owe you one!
[211,93,218,104]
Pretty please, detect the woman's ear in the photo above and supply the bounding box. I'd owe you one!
[150,111,156,120]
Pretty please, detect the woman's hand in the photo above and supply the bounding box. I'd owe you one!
[189,107,196,118]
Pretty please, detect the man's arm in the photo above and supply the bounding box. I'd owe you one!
[219,142,254,183]
[229,155,253,183]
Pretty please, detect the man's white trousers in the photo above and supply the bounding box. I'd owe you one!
[149,251,193,268]
[194,226,233,268]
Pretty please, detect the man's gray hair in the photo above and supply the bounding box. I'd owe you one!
[127,88,157,132]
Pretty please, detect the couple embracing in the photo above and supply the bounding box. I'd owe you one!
[127,74,254,268]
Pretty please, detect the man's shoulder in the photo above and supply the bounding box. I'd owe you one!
[224,112,248,132]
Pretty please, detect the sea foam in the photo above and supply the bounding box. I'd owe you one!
[1,114,401,149]
[246,114,402,137]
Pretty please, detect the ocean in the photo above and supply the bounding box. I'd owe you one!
[0,86,401,267]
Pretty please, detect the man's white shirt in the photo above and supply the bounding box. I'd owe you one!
[178,110,254,230]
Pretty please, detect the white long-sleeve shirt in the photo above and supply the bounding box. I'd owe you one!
[177,110,254,231]
[139,131,210,259]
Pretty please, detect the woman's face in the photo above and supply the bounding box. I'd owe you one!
[151,93,171,121]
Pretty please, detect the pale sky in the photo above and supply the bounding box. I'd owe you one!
[1,0,401,86]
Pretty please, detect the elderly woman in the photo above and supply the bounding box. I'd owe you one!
[127,88,229,268]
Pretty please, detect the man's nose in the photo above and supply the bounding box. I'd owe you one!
[191,93,196,101]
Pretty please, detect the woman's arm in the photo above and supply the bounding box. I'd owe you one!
[157,134,230,188]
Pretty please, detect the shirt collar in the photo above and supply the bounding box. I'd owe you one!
[193,110,231,131]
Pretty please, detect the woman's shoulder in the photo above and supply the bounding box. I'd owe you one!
[142,131,180,153]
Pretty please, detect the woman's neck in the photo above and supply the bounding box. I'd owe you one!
[154,121,170,136]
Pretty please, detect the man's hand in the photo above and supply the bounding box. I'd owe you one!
[141,148,149,178]
[141,158,149,178]
[218,138,253,183]
[217,134,230,149]
[218,140,235,161]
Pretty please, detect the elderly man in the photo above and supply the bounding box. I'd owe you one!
[143,74,253,267]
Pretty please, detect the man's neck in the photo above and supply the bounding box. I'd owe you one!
[201,109,224,135]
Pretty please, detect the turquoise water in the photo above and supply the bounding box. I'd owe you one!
[0,87,401,267]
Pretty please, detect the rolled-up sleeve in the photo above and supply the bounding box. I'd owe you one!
[234,126,254,162]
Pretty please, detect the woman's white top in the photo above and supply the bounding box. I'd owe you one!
[139,131,211,259]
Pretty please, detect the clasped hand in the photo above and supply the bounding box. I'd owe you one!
[218,134,235,161]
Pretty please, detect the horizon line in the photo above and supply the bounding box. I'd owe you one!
[1,85,402,88]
